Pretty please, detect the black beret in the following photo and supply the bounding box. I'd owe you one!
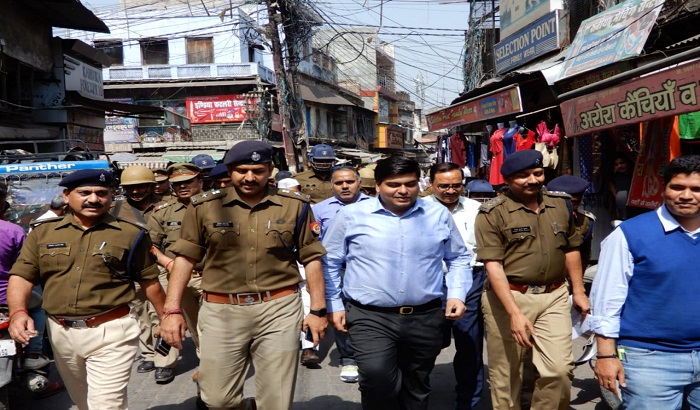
[501,150,543,176]
[59,169,114,189]
[547,175,589,195]
[208,163,229,179]
[223,141,274,166]
[466,179,494,193]
[274,170,293,182]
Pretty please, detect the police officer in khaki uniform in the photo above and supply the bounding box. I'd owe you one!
[111,165,168,377]
[7,169,166,410]
[475,150,590,410]
[153,168,174,197]
[147,163,205,384]
[293,144,336,203]
[160,141,328,410]
[547,175,596,270]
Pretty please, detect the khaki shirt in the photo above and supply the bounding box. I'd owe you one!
[10,214,159,316]
[110,195,164,225]
[169,187,326,294]
[147,199,205,270]
[475,191,582,286]
[293,170,333,204]
[575,210,595,269]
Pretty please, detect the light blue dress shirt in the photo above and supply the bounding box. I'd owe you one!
[322,196,472,313]
[590,206,700,338]
[312,192,370,240]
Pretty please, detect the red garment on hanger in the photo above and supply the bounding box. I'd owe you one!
[449,132,467,168]
[489,127,506,186]
[515,130,536,151]
[536,121,561,147]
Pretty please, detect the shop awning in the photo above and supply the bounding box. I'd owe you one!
[107,153,170,170]
[68,91,165,118]
[160,150,225,163]
[25,0,109,33]
[105,79,260,89]
[300,84,354,106]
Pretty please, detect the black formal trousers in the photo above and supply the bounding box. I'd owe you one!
[346,301,444,410]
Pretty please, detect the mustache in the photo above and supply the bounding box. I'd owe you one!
[82,203,103,209]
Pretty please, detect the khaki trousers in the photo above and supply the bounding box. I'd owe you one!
[198,292,303,410]
[47,305,140,410]
[482,284,573,410]
[134,271,179,368]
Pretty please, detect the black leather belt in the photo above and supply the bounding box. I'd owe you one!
[348,298,442,315]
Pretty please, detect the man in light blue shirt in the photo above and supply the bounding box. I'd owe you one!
[323,156,471,410]
[591,155,700,410]
[311,166,370,382]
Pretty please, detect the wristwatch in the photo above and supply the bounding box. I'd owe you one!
[309,308,327,317]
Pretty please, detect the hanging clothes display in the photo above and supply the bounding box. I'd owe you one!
[535,121,561,169]
[515,127,536,151]
[502,120,518,157]
[449,132,468,168]
[489,123,506,186]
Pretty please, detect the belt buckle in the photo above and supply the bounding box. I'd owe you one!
[236,292,262,306]
[528,285,544,295]
[64,319,89,328]
[399,306,414,315]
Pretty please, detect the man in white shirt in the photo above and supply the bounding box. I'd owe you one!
[424,163,485,410]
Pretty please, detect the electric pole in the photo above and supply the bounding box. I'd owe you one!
[266,0,298,171]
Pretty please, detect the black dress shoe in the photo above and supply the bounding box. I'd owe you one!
[137,361,155,373]
[300,348,320,366]
[155,367,175,384]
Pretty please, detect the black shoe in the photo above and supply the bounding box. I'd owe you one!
[154,367,175,384]
[300,348,320,366]
[196,395,208,410]
[137,360,155,373]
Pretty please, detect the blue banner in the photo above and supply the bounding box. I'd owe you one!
[0,160,111,175]
[495,11,560,75]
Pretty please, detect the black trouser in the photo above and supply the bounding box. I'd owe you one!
[346,300,444,410]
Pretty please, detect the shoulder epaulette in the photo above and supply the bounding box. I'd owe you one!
[116,217,148,231]
[154,200,174,212]
[190,189,227,206]
[29,216,62,228]
[478,195,506,213]
[578,209,597,221]
[277,189,311,202]
[544,190,572,199]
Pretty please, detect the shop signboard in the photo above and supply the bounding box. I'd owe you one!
[426,85,523,131]
[558,0,664,80]
[560,59,700,137]
[104,116,139,143]
[495,11,561,75]
[64,55,104,99]
[186,95,250,124]
[627,116,675,210]
[500,0,562,40]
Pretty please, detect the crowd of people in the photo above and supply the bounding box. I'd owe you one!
[1,142,700,410]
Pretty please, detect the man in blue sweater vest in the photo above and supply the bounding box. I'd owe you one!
[590,155,700,410]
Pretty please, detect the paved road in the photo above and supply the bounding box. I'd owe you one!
[15,332,607,410]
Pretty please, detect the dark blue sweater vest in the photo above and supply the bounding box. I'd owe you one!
[619,211,700,352]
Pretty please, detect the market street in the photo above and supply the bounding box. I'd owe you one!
[18,333,606,410]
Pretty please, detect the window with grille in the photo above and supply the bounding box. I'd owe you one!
[140,38,169,65]
[94,40,124,66]
[186,37,214,64]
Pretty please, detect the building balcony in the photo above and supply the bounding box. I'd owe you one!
[103,63,276,85]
